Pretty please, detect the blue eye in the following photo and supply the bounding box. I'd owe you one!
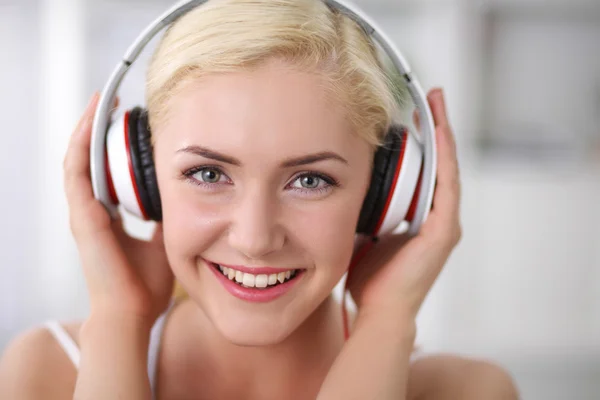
[195,168,222,183]
[289,173,339,194]
[292,174,326,189]
[184,166,230,187]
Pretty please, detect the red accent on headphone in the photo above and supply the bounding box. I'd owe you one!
[406,163,424,223]
[124,112,150,220]
[371,132,410,236]
[104,149,118,205]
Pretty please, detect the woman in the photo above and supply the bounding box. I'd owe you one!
[0,0,518,398]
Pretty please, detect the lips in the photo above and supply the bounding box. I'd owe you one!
[202,259,306,303]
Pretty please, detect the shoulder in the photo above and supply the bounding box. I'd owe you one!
[0,322,82,399]
[407,354,520,400]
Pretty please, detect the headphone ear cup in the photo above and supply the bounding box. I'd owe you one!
[357,124,423,237]
[126,107,162,221]
[356,126,405,236]
[134,108,162,221]
[122,107,154,220]
[105,107,161,221]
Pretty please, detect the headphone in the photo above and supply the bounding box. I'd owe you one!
[91,0,437,239]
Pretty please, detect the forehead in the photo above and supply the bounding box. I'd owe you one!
[155,60,369,160]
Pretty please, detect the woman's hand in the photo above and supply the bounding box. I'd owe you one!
[64,92,174,326]
[346,88,462,320]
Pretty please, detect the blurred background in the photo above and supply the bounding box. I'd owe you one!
[1,0,599,398]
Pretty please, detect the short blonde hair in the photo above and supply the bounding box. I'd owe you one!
[145,0,401,148]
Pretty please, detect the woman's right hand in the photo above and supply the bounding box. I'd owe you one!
[64,92,174,327]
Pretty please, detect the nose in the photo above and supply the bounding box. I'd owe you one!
[228,188,285,261]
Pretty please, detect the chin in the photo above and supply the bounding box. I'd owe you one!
[200,287,320,346]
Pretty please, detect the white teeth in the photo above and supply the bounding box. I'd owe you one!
[216,264,299,289]
[277,272,286,284]
[242,273,255,287]
[235,270,243,283]
[255,275,268,288]
[268,274,278,285]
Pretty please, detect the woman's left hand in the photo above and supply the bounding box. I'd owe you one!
[346,88,462,321]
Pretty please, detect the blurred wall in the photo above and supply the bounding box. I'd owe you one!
[0,0,42,348]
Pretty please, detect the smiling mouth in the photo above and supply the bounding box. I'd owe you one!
[210,262,302,289]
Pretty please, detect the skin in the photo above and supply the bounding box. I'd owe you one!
[0,58,519,399]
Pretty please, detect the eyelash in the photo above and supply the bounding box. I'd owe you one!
[182,165,340,195]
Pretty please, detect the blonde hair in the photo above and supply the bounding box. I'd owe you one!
[145,0,401,148]
[145,0,402,299]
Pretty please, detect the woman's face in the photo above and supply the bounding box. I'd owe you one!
[153,58,373,345]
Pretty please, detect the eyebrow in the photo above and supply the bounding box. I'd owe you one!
[176,145,348,167]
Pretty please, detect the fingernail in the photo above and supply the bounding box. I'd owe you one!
[78,93,98,137]
[86,92,99,113]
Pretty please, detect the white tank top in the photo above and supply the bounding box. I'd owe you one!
[44,299,176,399]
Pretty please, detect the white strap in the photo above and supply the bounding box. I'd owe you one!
[44,321,81,369]
[148,299,177,400]
[43,299,175,398]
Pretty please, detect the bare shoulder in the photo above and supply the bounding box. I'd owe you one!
[407,353,520,400]
[0,321,83,399]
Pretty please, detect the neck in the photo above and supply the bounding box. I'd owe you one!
[183,295,345,398]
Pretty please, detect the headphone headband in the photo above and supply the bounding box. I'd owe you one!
[91,0,437,236]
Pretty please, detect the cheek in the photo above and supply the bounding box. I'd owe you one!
[159,183,224,268]
[301,174,371,271]
[288,193,364,273]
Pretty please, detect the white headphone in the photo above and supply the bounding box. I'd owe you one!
[90,0,437,238]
